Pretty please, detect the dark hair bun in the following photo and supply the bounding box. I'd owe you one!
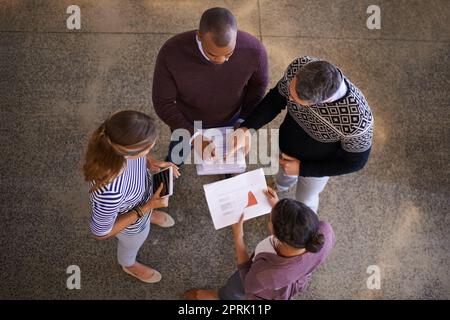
[305,233,325,253]
[271,199,324,251]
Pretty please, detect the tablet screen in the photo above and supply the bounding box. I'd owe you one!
[152,167,172,197]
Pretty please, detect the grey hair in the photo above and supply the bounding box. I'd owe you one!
[295,61,343,104]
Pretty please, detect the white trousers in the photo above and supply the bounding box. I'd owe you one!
[116,219,150,267]
[275,170,329,213]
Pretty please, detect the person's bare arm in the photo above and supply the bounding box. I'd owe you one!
[232,214,250,265]
[92,210,140,240]
[93,184,168,240]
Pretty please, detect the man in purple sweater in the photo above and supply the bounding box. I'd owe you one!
[185,188,335,300]
[152,7,268,164]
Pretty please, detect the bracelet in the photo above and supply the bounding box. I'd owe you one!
[135,207,144,218]
[132,209,141,218]
[134,207,144,218]
[133,205,150,219]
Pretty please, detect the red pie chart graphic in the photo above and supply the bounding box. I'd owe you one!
[245,191,258,208]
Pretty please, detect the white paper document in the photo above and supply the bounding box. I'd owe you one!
[196,126,246,175]
[203,168,272,230]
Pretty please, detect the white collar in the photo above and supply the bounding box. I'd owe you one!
[196,34,210,61]
[323,78,347,103]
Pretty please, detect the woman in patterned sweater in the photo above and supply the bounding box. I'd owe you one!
[228,56,374,213]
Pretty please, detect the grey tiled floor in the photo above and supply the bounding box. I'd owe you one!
[0,1,449,299]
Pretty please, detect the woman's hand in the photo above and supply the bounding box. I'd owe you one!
[232,213,245,240]
[157,161,180,178]
[147,156,180,178]
[264,187,279,208]
[231,213,250,264]
[144,183,169,211]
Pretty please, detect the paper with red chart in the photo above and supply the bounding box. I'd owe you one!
[203,168,272,230]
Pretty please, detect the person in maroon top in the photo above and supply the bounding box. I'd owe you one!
[185,188,336,300]
[152,7,268,164]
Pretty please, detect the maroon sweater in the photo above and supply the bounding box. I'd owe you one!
[152,30,269,133]
[238,221,335,300]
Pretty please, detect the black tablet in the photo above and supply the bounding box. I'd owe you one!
[152,166,173,198]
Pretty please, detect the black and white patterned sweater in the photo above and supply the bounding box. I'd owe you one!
[242,56,374,177]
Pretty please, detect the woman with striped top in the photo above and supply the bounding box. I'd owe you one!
[83,110,179,283]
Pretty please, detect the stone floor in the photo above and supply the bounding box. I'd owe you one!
[0,0,449,299]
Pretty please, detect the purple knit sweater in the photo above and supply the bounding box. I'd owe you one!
[152,30,269,133]
[238,221,336,300]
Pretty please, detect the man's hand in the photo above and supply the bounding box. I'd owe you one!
[193,134,216,161]
[279,153,301,176]
[264,187,279,208]
[225,127,251,162]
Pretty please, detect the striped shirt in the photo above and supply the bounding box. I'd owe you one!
[90,157,153,236]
